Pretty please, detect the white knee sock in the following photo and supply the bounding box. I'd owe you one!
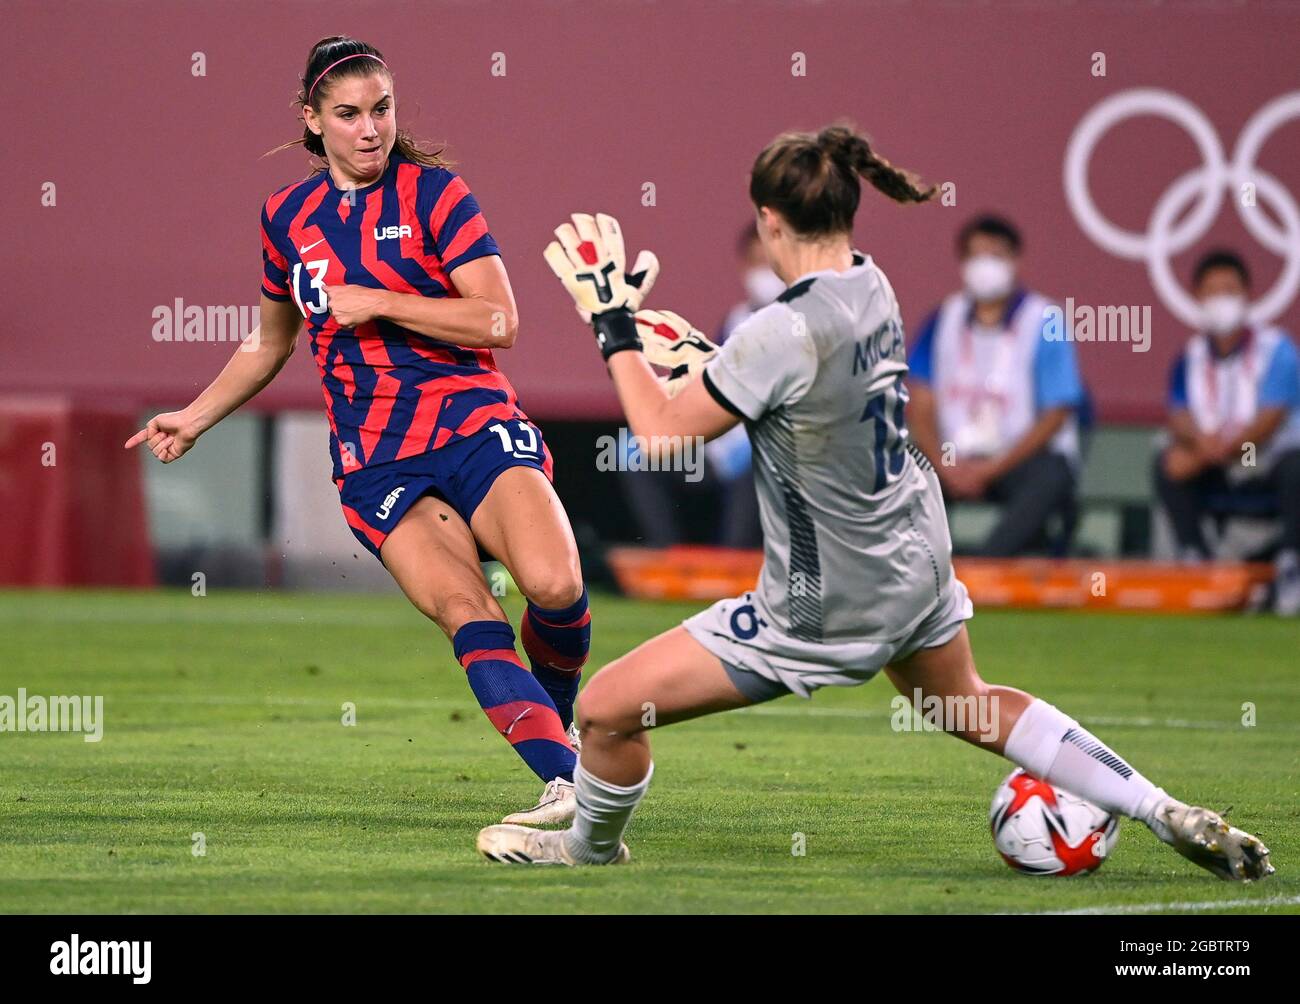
[1003,699,1172,837]
[563,760,654,863]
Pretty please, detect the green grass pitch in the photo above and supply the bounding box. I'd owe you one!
[0,588,1295,914]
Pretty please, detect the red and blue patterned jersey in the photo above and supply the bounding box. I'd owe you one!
[260,151,529,480]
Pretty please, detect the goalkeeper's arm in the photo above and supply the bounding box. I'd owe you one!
[605,351,740,461]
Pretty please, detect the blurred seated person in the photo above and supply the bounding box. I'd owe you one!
[618,223,778,548]
[907,214,1085,556]
[1155,250,1300,615]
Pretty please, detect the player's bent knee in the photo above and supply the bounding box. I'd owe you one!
[519,564,584,610]
[575,678,644,738]
[427,590,503,637]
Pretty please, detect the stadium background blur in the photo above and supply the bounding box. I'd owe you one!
[3,0,1299,595]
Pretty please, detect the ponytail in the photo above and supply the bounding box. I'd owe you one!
[816,124,936,205]
[750,122,935,237]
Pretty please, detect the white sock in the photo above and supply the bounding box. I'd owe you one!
[1003,699,1172,838]
[563,760,654,864]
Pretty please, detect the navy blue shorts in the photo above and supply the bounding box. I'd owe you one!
[335,418,553,561]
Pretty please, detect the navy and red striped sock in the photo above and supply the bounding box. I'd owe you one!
[452,620,575,782]
[520,588,591,731]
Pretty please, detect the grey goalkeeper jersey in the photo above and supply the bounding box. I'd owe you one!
[702,252,956,647]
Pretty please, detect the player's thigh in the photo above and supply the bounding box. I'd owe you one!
[469,465,583,608]
[886,625,1030,749]
[885,624,982,701]
[381,494,505,636]
[577,626,752,734]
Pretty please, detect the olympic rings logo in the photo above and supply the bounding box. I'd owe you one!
[1064,88,1300,327]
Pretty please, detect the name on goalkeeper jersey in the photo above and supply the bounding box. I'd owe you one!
[852,318,906,375]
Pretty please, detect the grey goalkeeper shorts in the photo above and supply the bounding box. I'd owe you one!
[684,576,973,702]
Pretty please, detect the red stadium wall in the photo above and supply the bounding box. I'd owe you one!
[4,0,1299,424]
[0,396,155,587]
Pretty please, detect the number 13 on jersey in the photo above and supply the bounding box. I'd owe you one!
[291,259,330,318]
[489,420,542,460]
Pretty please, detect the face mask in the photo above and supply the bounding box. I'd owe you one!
[962,255,1016,302]
[744,267,786,306]
[1200,294,1248,336]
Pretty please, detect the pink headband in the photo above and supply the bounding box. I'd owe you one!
[307,53,389,101]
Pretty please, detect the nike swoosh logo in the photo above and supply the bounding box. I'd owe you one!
[503,708,532,736]
[299,238,326,255]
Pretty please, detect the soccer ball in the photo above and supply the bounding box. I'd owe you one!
[989,769,1119,876]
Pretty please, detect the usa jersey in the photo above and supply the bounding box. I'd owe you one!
[260,151,528,480]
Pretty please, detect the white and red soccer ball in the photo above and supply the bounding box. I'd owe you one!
[990,769,1120,876]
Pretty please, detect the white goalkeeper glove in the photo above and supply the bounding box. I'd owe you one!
[634,309,719,397]
[543,213,659,360]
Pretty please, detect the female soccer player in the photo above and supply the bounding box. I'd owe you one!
[125,36,650,824]
[477,124,1274,881]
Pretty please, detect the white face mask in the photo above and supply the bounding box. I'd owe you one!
[744,266,786,306]
[1200,294,1248,336]
[962,254,1016,303]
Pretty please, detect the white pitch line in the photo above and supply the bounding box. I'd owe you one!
[92,695,1297,732]
[1020,894,1300,915]
[736,705,1293,732]
[0,607,416,627]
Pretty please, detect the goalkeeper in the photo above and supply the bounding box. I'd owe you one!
[478,125,1273,883]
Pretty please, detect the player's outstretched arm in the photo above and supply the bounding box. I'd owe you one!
[124,294,302,463]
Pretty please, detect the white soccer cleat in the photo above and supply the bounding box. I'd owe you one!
[567,721,582,753]
[1153,800,1274,881]
[477,824,630,866]
[502,777,577,825]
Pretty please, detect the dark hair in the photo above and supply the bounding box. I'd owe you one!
[749,123,935,238]
[957,214,1022,257]
[1193,249,1251,290]
[266,36,448,170]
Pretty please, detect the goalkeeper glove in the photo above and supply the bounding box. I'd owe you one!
[635,309,719,396]
[543,213,659,361]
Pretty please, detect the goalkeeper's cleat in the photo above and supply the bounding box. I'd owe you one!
[567,721,582,754]
[477,824,630,866]
[502,777,576,826]
[1152,799,1274,881]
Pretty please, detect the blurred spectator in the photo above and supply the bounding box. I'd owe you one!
[718,221,787,340]
[618,223,776,548]
[1155,250,1300,615]
[907,215,1085,556]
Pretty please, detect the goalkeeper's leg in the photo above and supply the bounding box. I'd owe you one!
[885,627,1273,881]
[477,627,752,865]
